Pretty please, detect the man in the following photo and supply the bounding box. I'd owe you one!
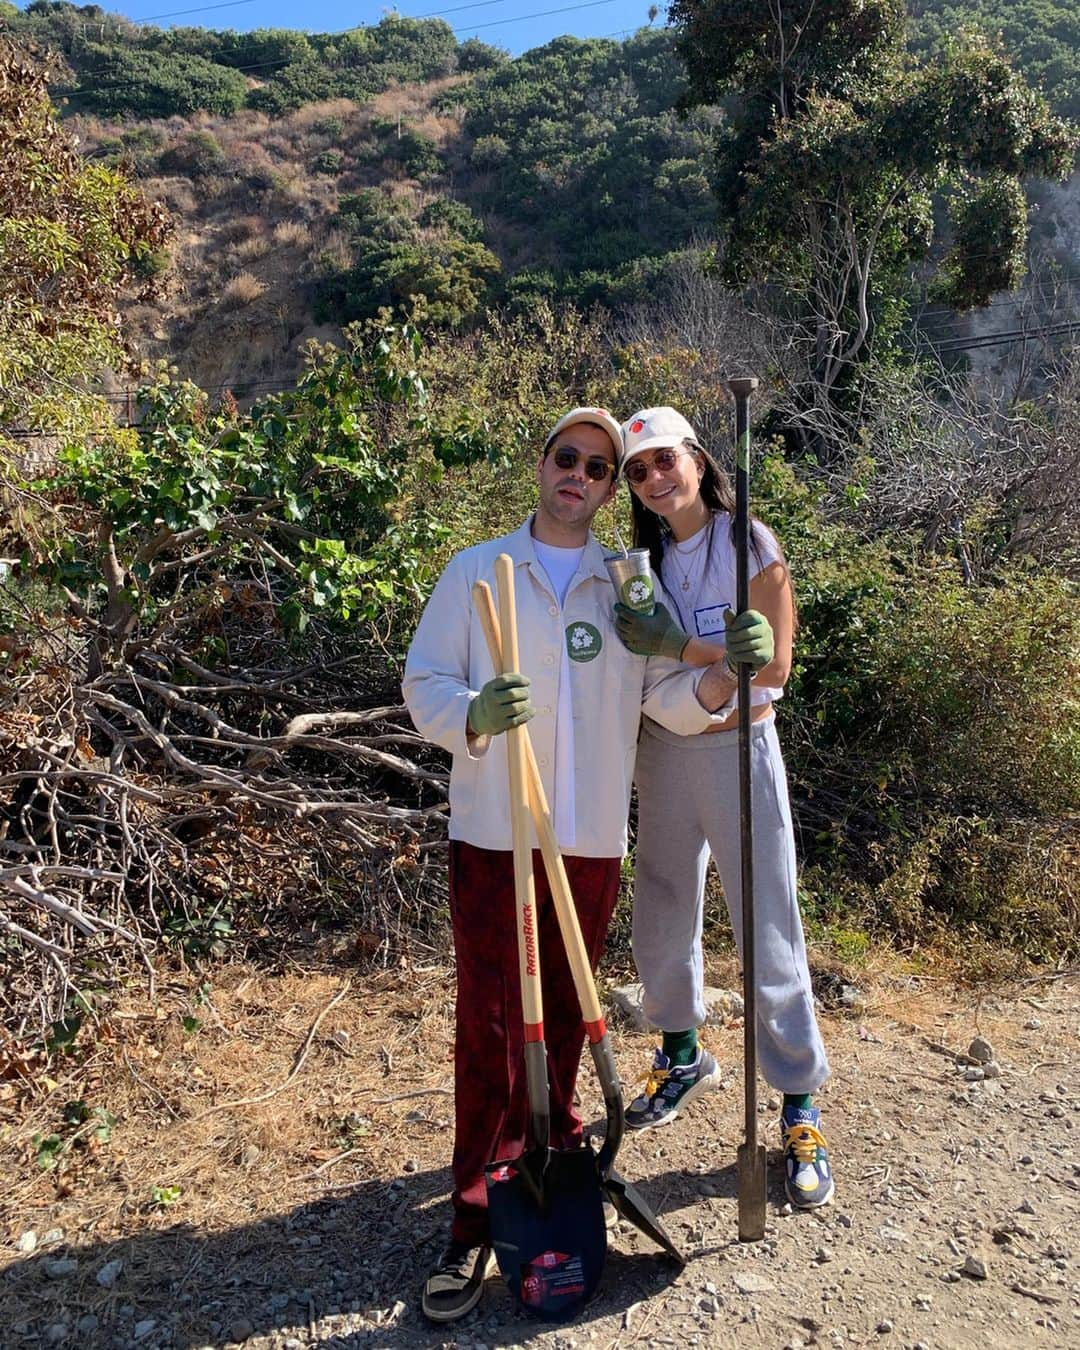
[403,408,739,1323]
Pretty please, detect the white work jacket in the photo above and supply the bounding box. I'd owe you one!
[403,517,725,857]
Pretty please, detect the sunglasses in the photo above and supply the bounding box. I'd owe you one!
[623,446,696,485]
[549,445,616,482]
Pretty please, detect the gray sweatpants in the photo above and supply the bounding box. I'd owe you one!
[631,715,829,1094]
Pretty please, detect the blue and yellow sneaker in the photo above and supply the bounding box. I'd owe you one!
[625,1047,720,1130]
[780,1103,834,1208]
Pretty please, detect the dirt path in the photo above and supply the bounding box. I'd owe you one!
[1,963,1076,1349]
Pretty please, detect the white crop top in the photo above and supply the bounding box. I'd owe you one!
[660,515,785,710]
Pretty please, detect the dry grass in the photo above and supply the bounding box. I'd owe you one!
[260,133,296,161]
[218,214,263,244]
[318,229,352,272]
[273,221,312,248]
[220,271,267,309]
[141,176,197,215]
[230,140,277,184]
[370,76,467,126]
[233,235,271,262]
[285,98,359,136]
[0,962,456,1248]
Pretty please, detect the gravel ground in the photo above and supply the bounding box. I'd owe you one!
[1,968,1076,1350]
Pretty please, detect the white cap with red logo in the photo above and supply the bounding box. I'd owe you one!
[621,407,700,466]
[543,406,624,465]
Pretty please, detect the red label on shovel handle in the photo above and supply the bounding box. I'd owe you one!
[523,900,538,977]
[523,1019,544,1043]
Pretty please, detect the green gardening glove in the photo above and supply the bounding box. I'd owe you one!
[614,602,689,662]
[468,673,534,736]
[723,608,774,671]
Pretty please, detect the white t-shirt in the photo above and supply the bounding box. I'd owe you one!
[661,515,784,710]
[532,539,585,848]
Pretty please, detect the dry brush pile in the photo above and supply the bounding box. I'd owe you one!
[1,325,460,1038]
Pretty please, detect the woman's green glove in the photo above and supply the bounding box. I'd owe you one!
[468,673,534,736]
[614,602,689,661]
[723,608,774,671]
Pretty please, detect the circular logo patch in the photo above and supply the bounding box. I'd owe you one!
[620,574,654,611]
[566,621,602,663]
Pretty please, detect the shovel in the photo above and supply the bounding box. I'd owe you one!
[483,553,607,1321]
[474,578,684,1267]
[726,376,768,1243]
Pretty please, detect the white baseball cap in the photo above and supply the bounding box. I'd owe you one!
[621,407,700,465]
[543,406,624,465]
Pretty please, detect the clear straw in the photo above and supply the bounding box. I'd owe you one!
[612,520,629,558]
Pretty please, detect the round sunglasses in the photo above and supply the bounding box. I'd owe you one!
[548,445,616,482]
[623,446,696,485]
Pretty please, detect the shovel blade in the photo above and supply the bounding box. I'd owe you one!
[485,1145,606,1321]
[603,1167,685,1265]
[737,1142,768,1242]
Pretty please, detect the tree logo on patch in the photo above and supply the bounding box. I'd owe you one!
[621,575,654,610]
[566,621,602,662]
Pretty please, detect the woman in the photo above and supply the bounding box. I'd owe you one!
[613,405,833,1209]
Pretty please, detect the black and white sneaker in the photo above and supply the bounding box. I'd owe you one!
[421,1240,495,1322]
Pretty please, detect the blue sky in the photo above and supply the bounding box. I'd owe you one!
[102,0,665,55]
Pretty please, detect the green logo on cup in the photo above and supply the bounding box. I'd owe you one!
[566,621,602,662]
[621,574,654,611]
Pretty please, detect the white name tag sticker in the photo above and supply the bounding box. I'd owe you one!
[694,604,729,638]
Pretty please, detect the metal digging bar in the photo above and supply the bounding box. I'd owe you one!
[725,375,768,1244]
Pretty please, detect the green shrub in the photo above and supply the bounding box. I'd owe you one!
[316,236,500,327]
[312,115,344,139]
[457,38,508,74]
[311,148,344,175]
[418,197,483,241]
[62,47,247,119]
[128,247,171,281]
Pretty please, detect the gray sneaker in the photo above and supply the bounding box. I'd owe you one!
[626,1047,721,1129]
[421,1240,495,1322]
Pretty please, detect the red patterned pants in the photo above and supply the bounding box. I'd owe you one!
[447,840,621,1246]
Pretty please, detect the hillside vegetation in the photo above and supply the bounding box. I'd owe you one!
[0,7,1078,1038]
[0,1,1077,394]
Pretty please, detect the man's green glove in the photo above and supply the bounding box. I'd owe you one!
[468,673,534,736]
[723,608,774,671]
[614,602,689,662]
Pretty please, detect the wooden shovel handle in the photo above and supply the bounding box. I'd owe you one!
[475,578,605,1035]
[493,555,544,1041]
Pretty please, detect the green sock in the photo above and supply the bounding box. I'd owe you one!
[783,1092,813,1112]
[661,1028,698,1066]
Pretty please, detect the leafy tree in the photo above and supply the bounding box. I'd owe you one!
[670,1,1077,447]
[0,39,168,444]
[909,2,1080,121]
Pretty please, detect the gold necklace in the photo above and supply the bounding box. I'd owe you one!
[669,518,713,591]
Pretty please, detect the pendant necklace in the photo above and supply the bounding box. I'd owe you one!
[670,517,713,591]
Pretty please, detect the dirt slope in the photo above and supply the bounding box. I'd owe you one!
[0,963,1076,1349]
